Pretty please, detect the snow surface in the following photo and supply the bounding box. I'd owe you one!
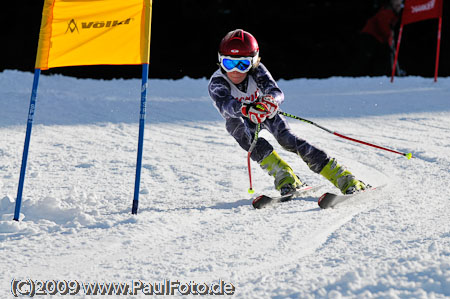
[0,69,449,298]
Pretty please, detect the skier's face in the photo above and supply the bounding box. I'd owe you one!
[226,71,247,84]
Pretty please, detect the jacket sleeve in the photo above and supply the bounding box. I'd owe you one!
[208,76,242,119]
[252,63,285,105]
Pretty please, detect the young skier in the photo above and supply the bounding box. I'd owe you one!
[208,29,367,195]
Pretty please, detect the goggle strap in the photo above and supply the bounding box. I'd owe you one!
[253,56,261,68]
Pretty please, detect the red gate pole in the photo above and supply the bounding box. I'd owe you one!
[434,16,442,82]
[391,25,404,83]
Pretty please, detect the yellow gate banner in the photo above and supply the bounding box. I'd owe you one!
[35,0,152,70]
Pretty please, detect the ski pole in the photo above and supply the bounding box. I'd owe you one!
[247,123,261,194]
[280,111,413,159]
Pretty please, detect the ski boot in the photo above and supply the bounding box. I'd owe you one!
[319,158,367,194]
[260,150,303,195]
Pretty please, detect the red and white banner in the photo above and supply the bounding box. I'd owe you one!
[402,0,443,25]
[391,0,443,82]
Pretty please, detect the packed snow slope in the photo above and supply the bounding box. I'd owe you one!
[0,70,449,298]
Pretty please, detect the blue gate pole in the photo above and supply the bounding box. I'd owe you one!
[132,63,149,214]
[14,69,41,221]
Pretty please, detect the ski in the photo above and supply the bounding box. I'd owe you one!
[252,185,322,209]
[318,185,383,209]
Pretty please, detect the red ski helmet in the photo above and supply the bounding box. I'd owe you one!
[218,29,260,72]
[219,29,259,57]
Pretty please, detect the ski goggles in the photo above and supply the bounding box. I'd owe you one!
[219,55,258,73]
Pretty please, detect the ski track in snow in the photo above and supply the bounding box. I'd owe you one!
[0,70,449,298]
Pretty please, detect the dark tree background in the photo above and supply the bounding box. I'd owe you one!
[1,0,449,80]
